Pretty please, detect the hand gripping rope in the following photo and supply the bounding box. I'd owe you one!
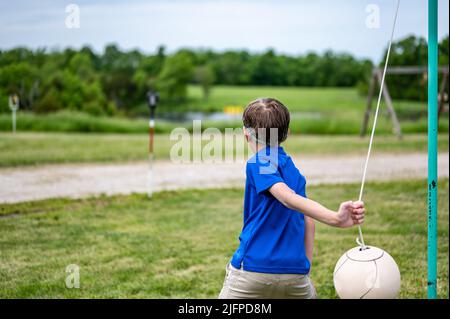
[356,0,400,250]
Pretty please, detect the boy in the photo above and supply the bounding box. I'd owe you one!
[219,98,365,299]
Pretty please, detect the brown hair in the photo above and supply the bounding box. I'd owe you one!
[243,98,290,145]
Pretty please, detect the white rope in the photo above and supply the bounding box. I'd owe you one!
[357,0,400,249]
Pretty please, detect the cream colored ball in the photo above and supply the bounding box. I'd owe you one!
[333,246,401,299]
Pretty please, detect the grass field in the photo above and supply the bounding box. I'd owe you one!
[1,86,448,135]
[0,132,448,167]
[186,86,428,117]
[185,85,443,133]
[0,179,448,298]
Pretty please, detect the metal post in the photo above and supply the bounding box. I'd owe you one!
[427,0,438,300]
[12,110,16,133]
[147,91,159,198]
[9,94,20,133]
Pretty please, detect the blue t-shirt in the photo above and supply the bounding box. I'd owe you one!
[230,146,310,274]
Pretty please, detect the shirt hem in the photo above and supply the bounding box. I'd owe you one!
[231,259,310,274]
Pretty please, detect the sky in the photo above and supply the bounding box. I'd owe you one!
[0,0,448,63]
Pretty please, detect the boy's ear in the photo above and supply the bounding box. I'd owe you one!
[243,126,251,142]
[243,126,249,137]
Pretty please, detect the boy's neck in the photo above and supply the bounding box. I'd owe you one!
[255,144,265,152]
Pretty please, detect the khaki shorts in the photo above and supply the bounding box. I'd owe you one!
[218,263,317,299]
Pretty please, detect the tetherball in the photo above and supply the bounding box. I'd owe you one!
[333,246,401,299]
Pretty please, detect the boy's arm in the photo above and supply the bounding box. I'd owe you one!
[304,216,315,268]
[268,182,365,228]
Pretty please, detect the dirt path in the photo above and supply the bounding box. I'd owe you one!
[0,152,448,204]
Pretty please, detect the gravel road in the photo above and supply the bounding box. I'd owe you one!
[0,152,448,203]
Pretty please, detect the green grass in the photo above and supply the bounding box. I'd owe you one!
[0,179,448,298]
[186,85,423,115]
[0,132,448,167]
[1,86,448,135]
[0,111,171,134]
[185,85,449,134]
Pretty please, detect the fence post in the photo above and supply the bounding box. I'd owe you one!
[427,0,438,300]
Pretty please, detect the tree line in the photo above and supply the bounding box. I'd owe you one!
[379,35,449,101]
[0,34,448,116]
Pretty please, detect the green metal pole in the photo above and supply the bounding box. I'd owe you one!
[427,0,438,300]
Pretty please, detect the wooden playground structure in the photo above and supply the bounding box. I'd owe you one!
[361,66,449,138]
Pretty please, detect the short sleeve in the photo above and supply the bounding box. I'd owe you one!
[247,157,284,195]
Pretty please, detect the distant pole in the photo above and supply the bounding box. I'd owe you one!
[146,91,159,198]
[427,0,438,299]
[8,94,20,133]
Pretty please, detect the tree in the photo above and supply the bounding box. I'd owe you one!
[379,35,449,101]
[0,61,39,110]
[212,51,252,85]
[156,51,194,103]
[100,44,143,110]
[35,52,111,115]
[4,40,440,114]
[133,46,166,101]
[194,65,216,99]
[439,35,449,66]
[68,52,96,79]
[251,49,285,86]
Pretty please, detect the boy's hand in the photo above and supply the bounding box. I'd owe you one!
[335,201,365,228]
